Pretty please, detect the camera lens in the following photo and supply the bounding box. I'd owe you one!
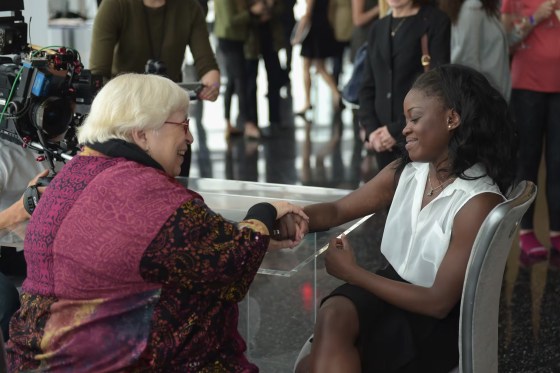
[30,97,73,140]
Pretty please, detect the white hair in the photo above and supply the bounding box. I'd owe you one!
[77,73,189,144]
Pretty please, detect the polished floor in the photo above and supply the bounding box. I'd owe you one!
[185,54,560,372]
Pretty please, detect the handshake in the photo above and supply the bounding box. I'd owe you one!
[267,201,311,250]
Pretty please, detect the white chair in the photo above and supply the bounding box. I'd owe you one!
[293,180,537,373]
[458,180,536,373]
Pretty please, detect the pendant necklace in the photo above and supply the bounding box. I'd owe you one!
[427,175,455,197]
[391,17,407,37]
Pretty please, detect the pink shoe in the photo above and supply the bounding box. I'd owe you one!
[519,232,548,259]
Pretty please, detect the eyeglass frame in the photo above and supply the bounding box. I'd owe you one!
[163,118,190,134]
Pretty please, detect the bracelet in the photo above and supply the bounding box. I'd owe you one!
[528,15,536,25]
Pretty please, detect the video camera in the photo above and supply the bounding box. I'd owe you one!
[0,0,102,180]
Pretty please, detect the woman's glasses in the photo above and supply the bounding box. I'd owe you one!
[164,118,190,134]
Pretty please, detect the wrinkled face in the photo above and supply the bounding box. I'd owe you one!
[145,110,193,177]
[402,89,457,163]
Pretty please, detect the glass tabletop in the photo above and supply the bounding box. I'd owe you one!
[1,178,373,276]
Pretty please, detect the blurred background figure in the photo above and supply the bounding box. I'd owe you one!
[501,0,560,260]
[328,0,353,87]
[280,0,298,78]
[440,0,511,101]
[295,0,343,117]
[245,0,288,139]
[89,0,220,176]
[347,0,380,181]
[358,0,450,170]
[214,0,258,139]
[350,0,380,59]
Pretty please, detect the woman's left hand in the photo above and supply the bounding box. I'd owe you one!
[325,234,359,282]
[198,69,221,101]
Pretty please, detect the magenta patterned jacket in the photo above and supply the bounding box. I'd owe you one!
[7,154,270,372]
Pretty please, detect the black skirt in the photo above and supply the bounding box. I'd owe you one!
[300,0,341,59]
[321,265,460,373]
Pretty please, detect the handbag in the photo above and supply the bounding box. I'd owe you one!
[341,42,368,105]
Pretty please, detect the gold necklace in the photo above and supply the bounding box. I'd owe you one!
[427,175,455,197]
[391,17,407,37]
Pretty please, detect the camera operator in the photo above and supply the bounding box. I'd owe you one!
[89,0,220,177]
[0,141,48,341]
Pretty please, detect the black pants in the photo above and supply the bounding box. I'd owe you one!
[219,38,250,125]
[0,248,25,342]
[246,22,283,126]
[511,89,560,231]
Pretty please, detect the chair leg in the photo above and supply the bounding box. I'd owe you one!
[293,335,313,372]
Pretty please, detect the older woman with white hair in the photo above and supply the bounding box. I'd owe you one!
[7,73,308,372]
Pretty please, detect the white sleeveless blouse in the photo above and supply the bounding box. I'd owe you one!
[381,162,502,287]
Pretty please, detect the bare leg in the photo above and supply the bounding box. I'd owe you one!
[296,296,361,373]
[297,57,313,113]
[313,59,341,108]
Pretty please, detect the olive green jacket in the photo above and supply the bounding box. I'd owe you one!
[214,0,252,41]
[90,0,218,82]
[244,1,286,60]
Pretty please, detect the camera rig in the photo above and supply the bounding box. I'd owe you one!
[1,2,101,179]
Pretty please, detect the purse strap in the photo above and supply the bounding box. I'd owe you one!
[421,33,431,72]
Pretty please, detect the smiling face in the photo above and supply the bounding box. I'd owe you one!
[402,89,458,164]
[142,110,193,177]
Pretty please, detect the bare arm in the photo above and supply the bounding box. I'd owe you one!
[0,199,30,229]
[351,0,379,27]
[304,160,398,232]
[501,0,557,47]
[0,169,49,230]
[326,192,504,319]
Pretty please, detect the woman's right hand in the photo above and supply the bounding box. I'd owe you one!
[268,202,309,248]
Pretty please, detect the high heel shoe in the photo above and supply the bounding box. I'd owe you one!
[244,123,261,141]
[225,126,243,139]
[295,105,313,117]
[334,95,346,112]
[519,232,548,260]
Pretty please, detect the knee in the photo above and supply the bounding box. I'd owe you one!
[316,296,359,336]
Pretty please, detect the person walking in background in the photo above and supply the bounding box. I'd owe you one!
[350,0,379,60]
[440,0,511,101]
[214,0,261,139]
[295,0,343,117]
[358,0,450,170]
[280,0,298,77]
[245,0,287,139]
[501,0,560,260]
[89,0,220,176]
[329,0,354,87]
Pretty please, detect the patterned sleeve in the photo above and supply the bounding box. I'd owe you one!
[139,198,270,302]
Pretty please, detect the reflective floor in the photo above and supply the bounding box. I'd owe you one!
[185,55,560,372]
